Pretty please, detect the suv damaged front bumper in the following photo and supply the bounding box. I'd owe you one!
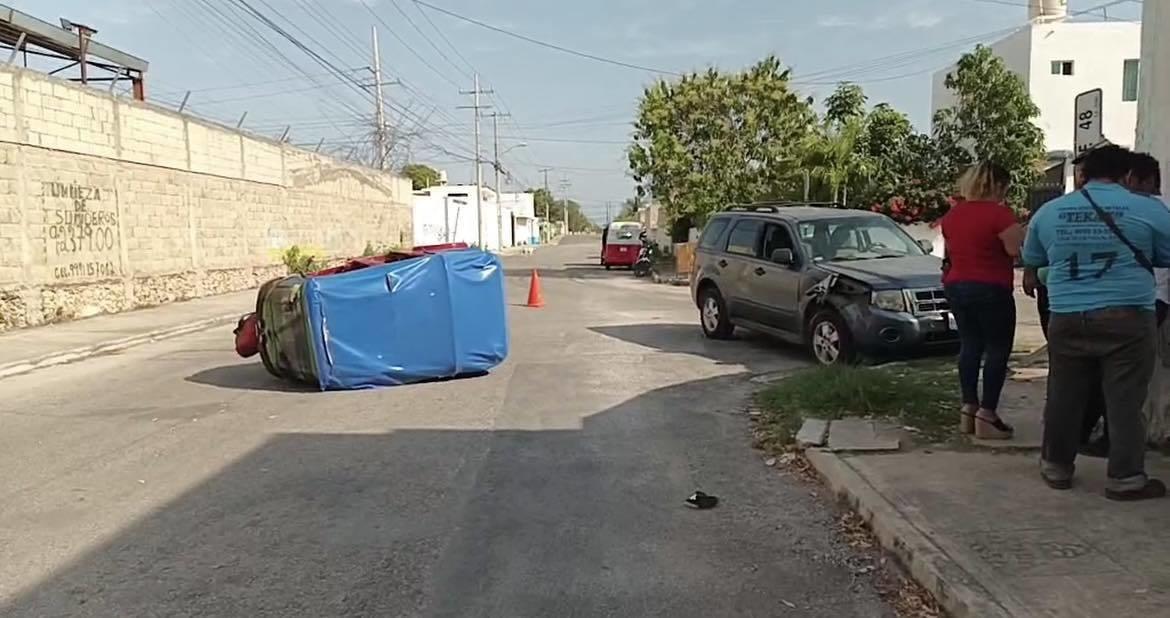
[839,304,960,356]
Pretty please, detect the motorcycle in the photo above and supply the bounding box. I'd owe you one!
[633,233,656,278]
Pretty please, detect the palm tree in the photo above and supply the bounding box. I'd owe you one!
[806,116,870,206]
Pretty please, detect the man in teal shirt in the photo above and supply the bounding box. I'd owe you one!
[1023,145,1170,500]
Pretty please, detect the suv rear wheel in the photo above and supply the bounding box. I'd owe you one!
[808,309,856,366]
[699,286,734,340]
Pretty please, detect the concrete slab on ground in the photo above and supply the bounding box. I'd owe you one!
[797,418,830,447]
[812,449,1170,617]
[826,418,901,452]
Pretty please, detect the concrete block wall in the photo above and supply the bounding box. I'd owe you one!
[0,66,412,331]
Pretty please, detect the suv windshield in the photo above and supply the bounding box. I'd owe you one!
[797,217,924,262]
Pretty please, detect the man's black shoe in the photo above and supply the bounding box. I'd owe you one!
[1106,479,1167,502]
[1042,474,1072,490]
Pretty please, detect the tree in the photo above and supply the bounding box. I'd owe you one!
[802,84,874,206]
[854,104,956,222]
[628,57,817,226]
[932,44,1046,210]
[805,116,870,205]
[401,163,441,190]
[616,198,640,221]
[824,82,866,128]
[527,188,597,233]
[858,103,913,162]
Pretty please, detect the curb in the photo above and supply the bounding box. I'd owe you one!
[0,313,240,381]
[805,450,1027,618]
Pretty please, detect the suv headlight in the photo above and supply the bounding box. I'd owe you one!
[871,290,908,312]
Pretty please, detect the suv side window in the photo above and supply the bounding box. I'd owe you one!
[699,218,730,249]
[725,219,764,256]
[761,223,796,261]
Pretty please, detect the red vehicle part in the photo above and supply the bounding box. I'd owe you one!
[233,242,471,358]
[603,242,640,268]
[234,313,261,358]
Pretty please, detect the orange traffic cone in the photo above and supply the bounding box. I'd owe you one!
[526,269,545,308]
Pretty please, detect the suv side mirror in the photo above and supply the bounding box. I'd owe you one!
[916,239,934,254]
[771,248,795,265]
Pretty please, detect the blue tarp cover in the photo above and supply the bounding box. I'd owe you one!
[303,248,508,390]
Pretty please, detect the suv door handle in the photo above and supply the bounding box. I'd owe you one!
[718,259,728,268]
[754,267,767,276]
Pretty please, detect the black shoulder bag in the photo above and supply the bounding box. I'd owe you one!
[1080,188,1155,275]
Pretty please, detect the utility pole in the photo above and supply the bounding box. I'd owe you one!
[605,201,611,225]
[559,177,571,236]
[459,74,492,248]
[490,111,511,249]
[371,26,387,170]
[539,167,553,241]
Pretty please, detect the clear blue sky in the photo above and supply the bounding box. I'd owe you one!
[12,1,1142,222]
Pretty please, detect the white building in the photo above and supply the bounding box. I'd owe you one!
[931,3,1141,155]
[636,202,672,251]
[411,183,537,251]
[1137,0,1169,197]
[499,191,538,246]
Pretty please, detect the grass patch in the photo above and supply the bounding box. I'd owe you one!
[753,360,956,452]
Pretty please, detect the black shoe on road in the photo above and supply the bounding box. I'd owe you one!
[1042,474,1072,491]
[1106,479,1167,502]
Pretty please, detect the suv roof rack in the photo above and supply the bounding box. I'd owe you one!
[724,201,844,212]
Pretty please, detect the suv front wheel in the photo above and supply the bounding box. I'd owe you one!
[699,286,734,340]
[808,309,856,366]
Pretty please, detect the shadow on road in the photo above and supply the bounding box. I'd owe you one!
[185,362,317,393]
[590,323,807,371]
[187,363,492,392]
[503,266,638,280]
[2,372,885,617]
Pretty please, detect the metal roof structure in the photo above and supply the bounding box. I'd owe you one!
[0,3,147,100]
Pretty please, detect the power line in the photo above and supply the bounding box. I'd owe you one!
[357,0,465,89]
[388,0,472,80]
[412,0,478,74]
[412,0,682,76]
[228,0,479,161]
[151,69,369,97]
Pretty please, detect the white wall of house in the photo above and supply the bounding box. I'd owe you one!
[1137,0,1170,197]
[932,21,1141,153]
[637,202,672,251]
[499,192,538,246]
[412,192,477,248]
[413,185,537,250]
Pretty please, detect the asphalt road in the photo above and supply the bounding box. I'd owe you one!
[0,236,894,617]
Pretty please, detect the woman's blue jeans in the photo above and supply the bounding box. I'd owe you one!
[944,282,1016,411]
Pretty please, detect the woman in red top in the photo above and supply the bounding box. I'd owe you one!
[940,162,1025,440]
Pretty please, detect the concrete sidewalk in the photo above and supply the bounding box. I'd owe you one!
[0,290,255,380]
[809,372,1170,617]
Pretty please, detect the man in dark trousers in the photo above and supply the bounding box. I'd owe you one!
[1028,150,1111,457]
[1025,145,1170,500]
[1068,152,1165,458]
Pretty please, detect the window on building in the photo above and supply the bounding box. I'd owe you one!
[1051,60,1074,76]
[1123,59,1140,102]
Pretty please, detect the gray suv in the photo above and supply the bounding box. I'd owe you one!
[690,204,958,365]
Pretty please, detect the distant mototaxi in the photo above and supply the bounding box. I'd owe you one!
[602,221,643,270]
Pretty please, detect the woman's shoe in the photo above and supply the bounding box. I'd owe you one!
[959,404,978,435]
[974,414,1014,440]
[960,411,975,434]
